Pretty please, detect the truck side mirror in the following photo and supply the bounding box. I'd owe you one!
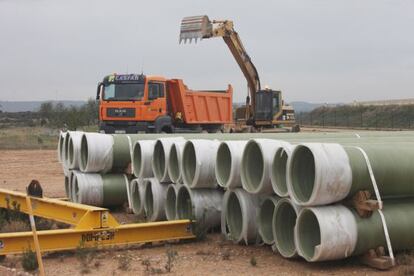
[96,82,103,100]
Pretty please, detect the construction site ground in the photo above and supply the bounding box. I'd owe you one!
[0,148,413,275]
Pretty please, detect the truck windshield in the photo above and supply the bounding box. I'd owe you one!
[103,83,145,101]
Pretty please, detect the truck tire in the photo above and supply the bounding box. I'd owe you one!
[154,116,173,133]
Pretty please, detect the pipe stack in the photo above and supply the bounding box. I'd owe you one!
[58,131,414,268]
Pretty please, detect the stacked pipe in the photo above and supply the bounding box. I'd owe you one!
[58,130,414,268]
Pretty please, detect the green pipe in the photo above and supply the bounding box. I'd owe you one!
[257,196,279,245]
[295,200,414,262]
[288,142,414,206]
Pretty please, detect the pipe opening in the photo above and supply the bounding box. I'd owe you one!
[258,198,276,244]
[165,185,177,220]
[63,132,70,163]
[168,144,180,182]
[273,200,297,257]
[68,138,75,165]
[226,192,243,241]
[272,148,289,196]
[132,143,142,176]
[296,209,320,260]
[73,175,80,203]
[80,135,88,171]
[153,141,166,180]
[241,141,264,191]
[131,180,142,214]
[144,180,154,219]
[290,146,315,203]
[182,142,196,186]
[64,176,70,198]
[176,186,193,219]
[216,143,232,187]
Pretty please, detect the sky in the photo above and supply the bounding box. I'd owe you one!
[0,0,413,103]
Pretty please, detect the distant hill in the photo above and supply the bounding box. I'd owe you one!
[290,101,328,113]
[0,101,86,112]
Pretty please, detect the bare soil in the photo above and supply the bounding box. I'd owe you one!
[0,150,411,275]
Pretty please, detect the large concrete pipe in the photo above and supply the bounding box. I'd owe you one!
[143,178,168,221]
[241,139,289,194]
[132,140,156,178]
[130,178,146,215]
[182,139,220,188]
[295,200,414,262]
[225,188,262,245]
[287,142,414,206]
[152,137,186,183]
[215,140,248,189]
[72,172,128,207]
[257,196,279,245]
[272,198,302,258]
[176,185,223,230]
[165,183,182,220]
[67,131,83,170]
[167,140,187,184]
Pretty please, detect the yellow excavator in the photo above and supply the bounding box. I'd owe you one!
[179,15,298,132]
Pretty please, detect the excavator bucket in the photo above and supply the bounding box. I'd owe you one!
[179,15,212,44]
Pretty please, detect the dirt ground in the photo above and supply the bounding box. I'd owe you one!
[0,149,411,275]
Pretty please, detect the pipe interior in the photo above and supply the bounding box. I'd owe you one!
[131,181,142,213]
[168,145,180,182]
[64,176,70,198]
[258,199,275,243]
[165,186,177,219]
[216,143,232,187]
[242,142,264,191]
[68,138,75,164]
[182,142,196,185]
[133,143,142,176]
[272,148,289,195]
[176,187,193,219]
[64,133,70,162]
[226,192,243,240]
[144,181,154,218]
[290,146,315,203]
[74,176,80,203]
[274,201,297,256]
[296,209,320,260]
[153,141,166,180]
[80,135,88,171]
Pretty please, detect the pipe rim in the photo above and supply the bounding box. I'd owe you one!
[295,208,321,261]
[132,142,143,177]
[258,197,277,244]
[168,144,181,183]
[165,184,177,220]
[176,185,194,220]
[131,179,143,214]
[273,198,298,258]
[271,148,290,197]
[226,191,243,242]
[79,134,88,172]
[215,142,232,188]
[144,179,154,219]
[288,145,315,204]
[182,141,197,187]
[152,140,166,181]
[241,140,265,193]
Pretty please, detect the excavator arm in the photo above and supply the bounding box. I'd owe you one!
[180,15,260,120]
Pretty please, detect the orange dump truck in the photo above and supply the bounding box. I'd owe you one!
[96,74,233,133]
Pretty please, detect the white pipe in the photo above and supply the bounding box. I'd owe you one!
[271,144,296,197]
[72,173,104,206]
[286,143,352,206]
[152,137,186,183]
[143,178,168,221]
[182,139,220,188]
[215,140,248,189]
[225,188,262,245]
[257,196,280,245]
[295,205,358,262]
[176,185,223,230]
[167,140,186,184]
[79,133,114,173]
[241,139,289,194]
[132,140,156,178]
[130,178,146,215]
[272,198,302,258]
[165,183,182,220]
[68,131,83,170]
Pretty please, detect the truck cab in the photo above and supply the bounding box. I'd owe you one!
[96,74,170,133]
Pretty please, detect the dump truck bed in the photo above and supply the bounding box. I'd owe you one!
[167,79,233,124]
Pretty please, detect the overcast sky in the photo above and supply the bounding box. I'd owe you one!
[0,0,413,103]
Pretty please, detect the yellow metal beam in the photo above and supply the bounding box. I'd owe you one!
[0,220,194,255]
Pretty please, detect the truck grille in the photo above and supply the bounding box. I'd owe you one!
[107,108,135,118]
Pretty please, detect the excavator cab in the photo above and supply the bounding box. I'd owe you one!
[254,90,282,122]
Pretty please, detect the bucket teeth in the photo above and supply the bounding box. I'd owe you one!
[179,15,212,44]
